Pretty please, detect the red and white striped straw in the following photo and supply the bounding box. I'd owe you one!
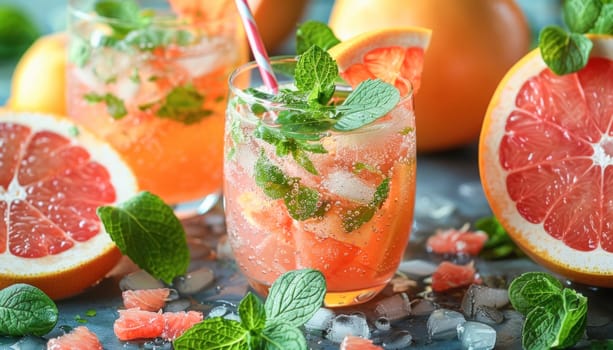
[233,0,279,93]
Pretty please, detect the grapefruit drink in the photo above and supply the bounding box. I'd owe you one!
[224,57,417,306]
[66,0,246,206]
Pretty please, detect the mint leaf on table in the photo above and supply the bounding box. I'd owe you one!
[264,269,326,327]
[296,20,341,55]
[84,92,128,119]
[508,272,588,350]
[334,79,400,131]
[295,45,338,105]
[538,26,593,75]
[97,191,190,284]
[475,216,524,260]
[261,322,308,349]
[238,292,266,332]
[173,317,250,350]
[174,269,325,350]
[0,284,58,336]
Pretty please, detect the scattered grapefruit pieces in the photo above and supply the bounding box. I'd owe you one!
[47,326,103,350]
[122,288,171,312]
[0,111,138,299]
[114,308,203,341]
[479,34,613,287]
[431,261,479,292]
[328,27,431,96]
[426,224,488,256]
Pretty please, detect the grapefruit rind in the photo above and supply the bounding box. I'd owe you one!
[0,112,138,298]
[479,35,613,286]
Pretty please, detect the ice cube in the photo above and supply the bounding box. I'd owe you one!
[374,317,391,331]
[207,305,230,318]
[119,270,165,291]
[374,293,411,321]
[410,299,437,316]
[164,298,191,312]
[461,284,509,319]
[325,314,371,343]
[8,335,46,350]
[322,170,376,204]
[427,308,466,340]
[173,267,215,295]
[473,306,504,325]
[414,194,456,220]
[457,321,496,350]
[397,259,438,277]
[304,307,336,333]
[381,330,413,350]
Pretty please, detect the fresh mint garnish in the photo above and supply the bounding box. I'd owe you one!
[508,272,587,350]
[538,0,613,75]
[94,0,150,38]
[83,92,128,119]
[173,269,325,350]
[140,85,213,125]
[474,216,524,260]
[97,191,190,284]
[295,45,338,105]
[296,20,341,55]
[334,79,400,131]
[0,284,58,337]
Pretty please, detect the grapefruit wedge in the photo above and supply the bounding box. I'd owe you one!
[328,27,431,96]
[479,35,613,287]
[0,112,138,299]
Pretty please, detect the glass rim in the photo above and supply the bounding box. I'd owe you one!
[228,56,414,113]
[67,0,234,27]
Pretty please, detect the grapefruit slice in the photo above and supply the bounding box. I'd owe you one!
[479,35,613,287]
[122,288,171,312]
[328,27,431,96]
[0,111,138,299]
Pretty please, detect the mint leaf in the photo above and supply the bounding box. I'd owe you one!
[522,306,560,350]
[334,79,400,131]
[475,216,524,260]
[261,322,307,350]
[68,36,91,67]
[563,0,602,33]
[97,191,190,284]
[155,85,212,125]
[0,284,58,336]
[84,92,128,119]
[124,27,194,51]
[342,178,390,232]
[264,269,326,327]
[173,317,250,350]
[254,152,291,199]
[238,292,266,331]
[295,46,338,104]
[538,26,593,75]
[508,272,563,314]
[591,3,613,34]
[94,0,147,37]
[296,20,341,55]
[283,182,320,220]
[555,288,587,348]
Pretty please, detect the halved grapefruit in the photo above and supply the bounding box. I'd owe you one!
[0,111,138,299]
[479,35,613,287]
[328,27,432,96]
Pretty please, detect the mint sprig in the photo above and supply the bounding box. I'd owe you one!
[539,0,613,75]
[296,20,341,55]
[0,284,58,337]
[173,269,325,350]
[140,85,213,125]
[474,216,525,260]
[97,191,190,284]
[508,272,587,350]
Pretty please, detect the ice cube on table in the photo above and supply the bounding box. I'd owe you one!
[119,269,165,291]
[427,309,466,340]
[374,293,411,321]
[325,314,371,343]
[381,330,413,350]
[473,305,504,325]
[410,298,437,316]
[492,310,524,349]
[173,266,215,295]
[457,321,496,350]
[305,307,336,333]
[461,284,509,319]
[397,259,438,278]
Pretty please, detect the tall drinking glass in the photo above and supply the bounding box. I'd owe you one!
[67,0,246,208]
[224,57,417,307]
